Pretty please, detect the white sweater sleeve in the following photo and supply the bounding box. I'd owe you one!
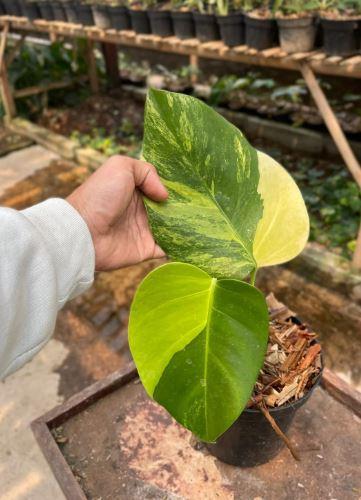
[0,198,95,380]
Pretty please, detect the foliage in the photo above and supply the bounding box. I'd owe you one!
[271,83,308,103]
[129,89,309,441]
[272,0,318,15]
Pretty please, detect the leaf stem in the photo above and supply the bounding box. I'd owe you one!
[250,268,257,286]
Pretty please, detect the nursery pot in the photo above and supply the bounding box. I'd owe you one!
[129,9,150,34]
[217,13,244,47]
[109,5,130,31]
[171,11,195,39]
[206,367,322,466]
[63,1,77,23]
[92,4,111,29]
[76,3,93,26]
[148,10,173,37]
[38,0,54,20]
[24,2,40,21]
[2,0,22,16]
[245,14,278,50]
[193,12,220,42]
[320,17,359,56]
[52,1,66,21]
[277,16,316,53]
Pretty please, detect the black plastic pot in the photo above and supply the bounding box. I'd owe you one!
[18,0,27,16]
[24,1,40,21]
[148,10,173,37]
[38,0,54,20]
[171,11,195,39]
[217,13,244,47]
[207,368,322,466]
[109,5,130,31]
[129,9,150,34]
[321,17,359,56]
[52,1,66,21]
[76,3,93,26]
[92,4,111,29]
[3,0,22,16]
[245,14,278,50]
[63,1,77,23]
[277,16,316,53]
[193,12,220,42]
[0,1,5,15]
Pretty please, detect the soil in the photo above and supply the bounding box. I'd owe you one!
[247,8,274,19]
[37,92,144,142]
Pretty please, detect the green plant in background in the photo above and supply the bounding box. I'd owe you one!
[129,89,309,442]
[272,0,318,15]
[271,82,308,103]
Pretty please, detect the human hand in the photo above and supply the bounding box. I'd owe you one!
[67,155,168,271]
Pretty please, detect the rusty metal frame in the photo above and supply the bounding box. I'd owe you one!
[31,363,360,500]
[31,363,137,500]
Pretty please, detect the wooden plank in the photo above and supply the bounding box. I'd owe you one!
[309,52,327,61]
[325,55,343,65]
[261,47,283,58]
[0,20,9,71]
[0,22,16,119]
[13,76,88,98]
[291,50,319,61]
[321,368,361,417]
[301,62,361,190]
[341,55,361,67]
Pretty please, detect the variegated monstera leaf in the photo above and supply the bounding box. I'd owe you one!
[129,89,309,442]
[142,88,309,279]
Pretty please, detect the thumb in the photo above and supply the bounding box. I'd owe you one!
[133,160,168,202]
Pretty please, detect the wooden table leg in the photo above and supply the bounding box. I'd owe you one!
[86,38,99,94]
[0,22,16,120]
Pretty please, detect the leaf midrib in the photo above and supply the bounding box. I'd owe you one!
[203,278,217,438]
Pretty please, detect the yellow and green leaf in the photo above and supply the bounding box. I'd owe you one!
[129,262,269,442]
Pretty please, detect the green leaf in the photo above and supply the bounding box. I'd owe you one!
[129,262,269,442]
[142,88,263,280]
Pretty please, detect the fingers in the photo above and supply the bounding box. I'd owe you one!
[132,159,168,202]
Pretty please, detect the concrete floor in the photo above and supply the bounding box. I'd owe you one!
[0,144,66,500]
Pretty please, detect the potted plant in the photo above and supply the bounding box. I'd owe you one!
[37,0,55,20]
[129,0,152,33]
[274,0,317,53]
[244,0,278,50]
[216,0,245,47]
[171,0,196,39]
[23,0,41,21]
[52,0,67,20]
[2,0,22,16]
[76,0,94,25]
[318,0,361,56]
[62,0,78,23]
[108,0,131,30]
[192,0,221,41]
[128,88,322,465]
[148,1,174,37]
[91,0,111,28]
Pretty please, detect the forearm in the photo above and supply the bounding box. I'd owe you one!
[0,199,95,380]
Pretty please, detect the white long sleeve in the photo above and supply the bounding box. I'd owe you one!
[0,198,95,380]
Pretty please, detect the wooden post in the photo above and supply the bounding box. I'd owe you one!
[0,22,16,120]
[86,38,99,94]
[101,42,119,87]
[300,62,361,189]
[352,223,361,269]
[189,53,199,84]
[300,62,361,268]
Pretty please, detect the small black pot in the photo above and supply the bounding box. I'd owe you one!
[148,10,173,37]
[217,13,244,47]
[0,1,5,15]
[38,0,54,20]
[245,14,278,50]
[18,0,27,16]
[193,12,220,42]
[3,0,22,16]
[24,2,40,21]
[52,1,66,21]
[277,16,316,53]
[109,5,131,31]
[207,369,322,466]
[171,11,195,39]
[63,1,77,23]
[129,9,150,34]
[321,17,359,56]
[76,4,94,26]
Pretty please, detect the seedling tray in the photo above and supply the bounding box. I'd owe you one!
[32,364,361,500]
